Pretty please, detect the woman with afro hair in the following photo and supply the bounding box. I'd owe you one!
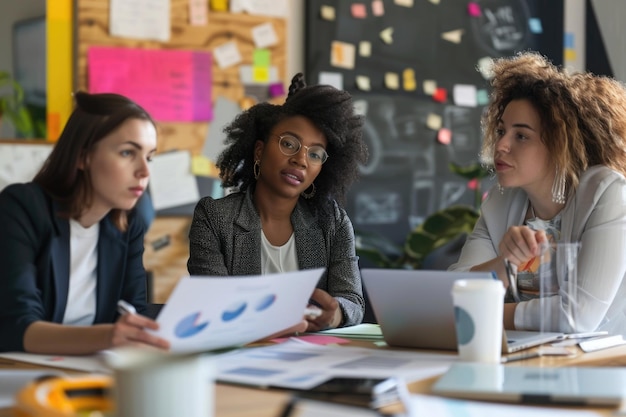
[188,73,368,330]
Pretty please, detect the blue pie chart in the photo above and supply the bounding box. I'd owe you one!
[175,312,209,338]
[256,294,276,311]
[222,300,247,321]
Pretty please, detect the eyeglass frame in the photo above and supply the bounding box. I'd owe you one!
[274,134,329,165]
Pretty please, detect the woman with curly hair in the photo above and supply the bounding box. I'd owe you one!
[450,51,626,337]
[188,73,368,331]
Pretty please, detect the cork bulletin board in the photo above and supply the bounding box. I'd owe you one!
[75,0,288,302]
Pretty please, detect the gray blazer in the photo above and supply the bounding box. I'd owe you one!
[188,189,364,326]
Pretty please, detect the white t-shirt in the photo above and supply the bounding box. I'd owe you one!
[261,232,298,274]
[63,219,98,325]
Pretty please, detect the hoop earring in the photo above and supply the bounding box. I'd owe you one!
[497,183,504,195]
[253,160,260,180]
[301,183,316,199]
[551,168,566,204]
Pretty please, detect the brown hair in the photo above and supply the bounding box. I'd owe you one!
[33,91,155,231]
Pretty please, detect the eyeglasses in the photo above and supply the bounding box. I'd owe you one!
[276,134,329,165]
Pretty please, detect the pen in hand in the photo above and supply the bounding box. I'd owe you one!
[117,299,137,316]
[503,258,521,302]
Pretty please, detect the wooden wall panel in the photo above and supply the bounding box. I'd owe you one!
[75,0,287,301]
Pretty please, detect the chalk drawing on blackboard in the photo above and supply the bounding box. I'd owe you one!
[440,181,469,208]
[443,106,482,153]
[470,0,531,55]
[354,191,401,225]
[410,179,436,228]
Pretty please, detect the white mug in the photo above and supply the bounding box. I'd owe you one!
[452,279,505,363]
[104,348,214,417]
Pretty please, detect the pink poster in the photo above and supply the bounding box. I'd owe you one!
[88,46,213,122]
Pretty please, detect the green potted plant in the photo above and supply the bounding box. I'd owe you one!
[355,161,491,269]
[0,70,37,137]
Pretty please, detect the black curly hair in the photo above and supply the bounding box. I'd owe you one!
[216,73,367,209]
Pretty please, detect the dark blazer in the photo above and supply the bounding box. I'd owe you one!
[187,189,365,326]
[0,183,148,352]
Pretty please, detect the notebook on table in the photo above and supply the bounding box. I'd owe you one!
[432,363,626,406]
[360,268,563,353]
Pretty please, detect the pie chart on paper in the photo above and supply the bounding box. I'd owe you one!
[222,300,247,322]
[174,312,209,338]
[255,294,277,311]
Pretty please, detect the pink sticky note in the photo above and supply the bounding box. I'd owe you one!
[467,2,481,17]
[271,335,350,345]
[372,0,385,16]
[437,127,452,145]
[351,3,367,18]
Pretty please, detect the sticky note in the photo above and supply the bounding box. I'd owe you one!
[467,2,481,17]
[438,128,452,145]
[320,5,336,20]
[380,27,394,44]
[319,71,344,90]
[428,0,440,4]
[191,154,212,176]
[253,49,271,67]
[330,41,356,69]
[477,56,494,79]
[442,29,464,44]
[354,99,368,116]
[453,84,478,107]
[252,22,278,48]
[214,41,242,68]
[432,87,447,103]
[423,79,437,95]
[477,89,489,105]
[372,0,385,16]
[269,82,285,97]
[394,0,414,7]
[529,18,543,34]
[252,66,270,82]
[403,68,417,91]
[359,41,371,57]
[565,49,577,62]
[210,0,228,11]
[426,113,442,130]
[189,0,208,25]
[356,75,371,91]
[385,72,399,90]
[564,32,575,49]
[351,3,367,18]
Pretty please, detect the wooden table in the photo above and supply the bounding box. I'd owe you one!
[2,341,626,417]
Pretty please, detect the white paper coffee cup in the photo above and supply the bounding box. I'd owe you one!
[452,279,505,363]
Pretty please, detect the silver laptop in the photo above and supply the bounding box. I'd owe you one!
[433,363,626,406]
[361,268,562,353]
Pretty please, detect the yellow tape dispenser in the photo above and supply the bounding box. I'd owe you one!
[14,374,114,417]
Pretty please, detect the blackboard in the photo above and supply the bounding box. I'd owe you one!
[305,0,563,245]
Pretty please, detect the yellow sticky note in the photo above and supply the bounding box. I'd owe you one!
[385,72,399,90]
[426,113,442,131]
[191,155,212,176]
[320,5,336,20]
[253,66,270,82]
[210,0,228,11]
[356,75,371,91]
[423,80,437,95]
[565,48,577,62]
[359,41,371,57]
[331,41,356,70]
